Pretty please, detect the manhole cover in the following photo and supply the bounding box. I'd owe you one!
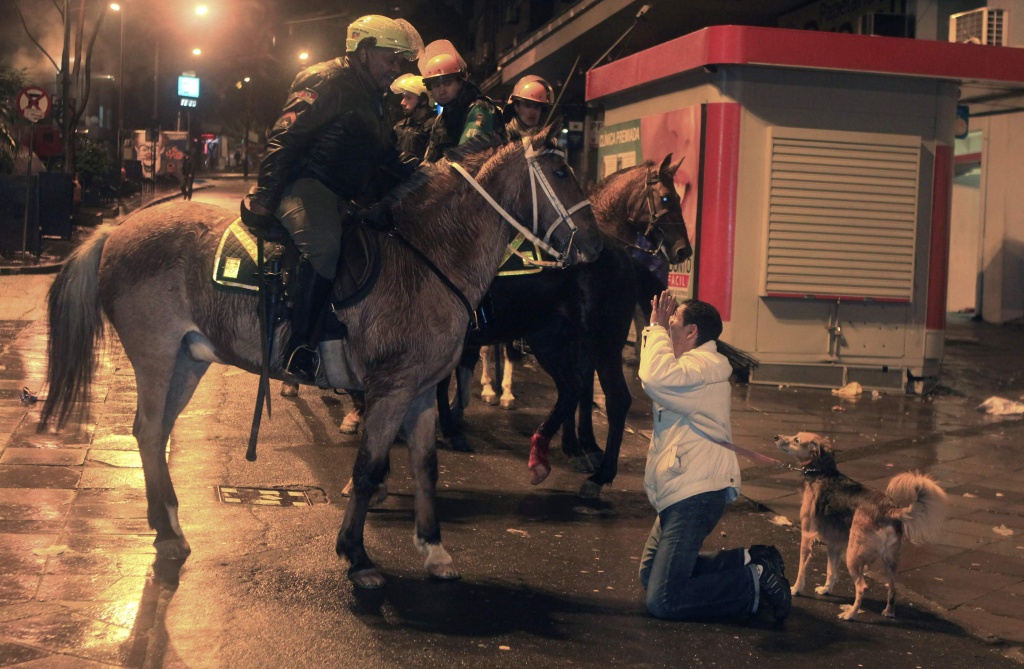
[217,486,325,506]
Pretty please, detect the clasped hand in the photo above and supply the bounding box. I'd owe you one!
[650,289,677,329]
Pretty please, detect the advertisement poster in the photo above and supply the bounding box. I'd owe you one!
[132,130,189,179]
[597,108,703,299]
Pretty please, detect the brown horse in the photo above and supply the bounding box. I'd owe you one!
[40,127,602,589]
[438,155,691,494]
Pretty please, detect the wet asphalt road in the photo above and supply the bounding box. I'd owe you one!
[0,179,1022,668]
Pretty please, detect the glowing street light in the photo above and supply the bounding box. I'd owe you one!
[195,5,208,15]
[192,48,202,56]
[298,51,309,61]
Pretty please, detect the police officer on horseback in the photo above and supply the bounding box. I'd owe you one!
[419,41,502,163]
[503,75,555,140]
[241,15,423,384]
[391,74,436,161]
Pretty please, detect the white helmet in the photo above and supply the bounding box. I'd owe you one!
[346,15,423,61]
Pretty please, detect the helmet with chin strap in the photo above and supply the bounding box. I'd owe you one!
[345,15,423,61]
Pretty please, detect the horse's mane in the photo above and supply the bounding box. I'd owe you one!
[588,160,655,222]
[385,132,513,206]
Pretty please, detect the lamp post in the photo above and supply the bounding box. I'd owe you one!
[110,3,124,163]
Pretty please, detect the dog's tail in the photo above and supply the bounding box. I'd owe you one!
[887,472,947,544]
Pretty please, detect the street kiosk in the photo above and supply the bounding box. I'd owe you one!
[587,25,1024,392]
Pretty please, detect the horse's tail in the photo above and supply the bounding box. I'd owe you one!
[40,224,115,429]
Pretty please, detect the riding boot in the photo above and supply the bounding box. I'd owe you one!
[283,261,332,384]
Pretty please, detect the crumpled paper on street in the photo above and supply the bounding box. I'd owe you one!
[977,396,1024,415]
[831,381,863,398]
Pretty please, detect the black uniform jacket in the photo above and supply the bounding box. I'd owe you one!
[252,56,416,211]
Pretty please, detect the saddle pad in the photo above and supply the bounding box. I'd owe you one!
[212,219,284,293]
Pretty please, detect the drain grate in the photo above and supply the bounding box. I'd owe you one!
[217,485,325,506]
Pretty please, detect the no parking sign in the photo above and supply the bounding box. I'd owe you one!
[15,87,51,123]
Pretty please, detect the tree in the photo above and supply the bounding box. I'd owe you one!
[10,0,110,174]
[0,65,27,175]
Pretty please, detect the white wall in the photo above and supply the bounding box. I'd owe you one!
[977,112,1024,323]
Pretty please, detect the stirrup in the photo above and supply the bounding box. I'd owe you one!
[283,345,321,385]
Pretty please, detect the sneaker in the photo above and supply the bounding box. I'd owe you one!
[758,561,792,621]
[749,544,785,576]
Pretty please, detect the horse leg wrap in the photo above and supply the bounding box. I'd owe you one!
[528,432,551,485]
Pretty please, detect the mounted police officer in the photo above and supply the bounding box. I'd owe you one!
[504,75,555,140]
[419,41,502,163]
[391,73,436,161]
[241,15,423,384]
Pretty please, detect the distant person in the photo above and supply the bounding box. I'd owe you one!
[234,149,242,169]
[181,152,195,200]
[638,291,791,622]
[391,73,436,160]
[419,40,501,163]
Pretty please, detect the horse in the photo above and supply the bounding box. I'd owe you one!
[39,126,603,589]
[437,155,691,497]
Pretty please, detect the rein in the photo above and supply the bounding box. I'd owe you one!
[623,165,685,259]
[450,137,592,269]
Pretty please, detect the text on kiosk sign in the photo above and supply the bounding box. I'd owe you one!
[599,126,640,148]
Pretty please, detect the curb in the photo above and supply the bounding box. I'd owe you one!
[0,184,215,276]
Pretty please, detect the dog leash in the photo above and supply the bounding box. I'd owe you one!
[717,441,801,472]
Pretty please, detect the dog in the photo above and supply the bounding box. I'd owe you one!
[775,432,947,620]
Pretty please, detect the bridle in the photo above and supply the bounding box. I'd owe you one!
[626,165,685,259]
[450,136,592,269]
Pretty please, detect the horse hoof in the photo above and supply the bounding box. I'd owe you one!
[349,568,386,589]
[481,392,498,406]
[529,463,551,486]
[451,437,474,453]
[577,480,602,499]
[154,537,191,561]
[568,455,596,474]
[420,542,461,581]
[339,416,361,434]
[280,381,299,398]
[499,397,516,410]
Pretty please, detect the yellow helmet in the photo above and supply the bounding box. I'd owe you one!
[346,15,423,61]
[390,73,428,97]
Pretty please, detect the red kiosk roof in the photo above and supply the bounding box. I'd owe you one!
[586,25,1024,101]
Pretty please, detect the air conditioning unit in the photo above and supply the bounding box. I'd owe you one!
[949,7,1007,45]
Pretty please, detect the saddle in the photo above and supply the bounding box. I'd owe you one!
[212,217,380,307]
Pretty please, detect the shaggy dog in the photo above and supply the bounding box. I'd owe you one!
[775,432,947,620]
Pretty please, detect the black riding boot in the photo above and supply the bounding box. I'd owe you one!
[283,261,332,384]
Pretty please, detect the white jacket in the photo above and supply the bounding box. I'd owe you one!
[638,327,740,513]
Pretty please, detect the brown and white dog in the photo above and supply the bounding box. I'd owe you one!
[775,432,947,620]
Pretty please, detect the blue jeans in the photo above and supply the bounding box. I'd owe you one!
[640,489,758,620]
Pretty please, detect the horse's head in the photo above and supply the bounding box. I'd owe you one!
[640,154,692,265]
[515,121,602,266]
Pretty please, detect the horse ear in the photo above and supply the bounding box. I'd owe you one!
[534,116,564,149]
[660,153,684,181]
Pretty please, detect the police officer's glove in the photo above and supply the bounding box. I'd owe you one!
[359,201,394,231]
[240,194,288,242]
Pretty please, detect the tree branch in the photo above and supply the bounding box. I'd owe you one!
[11,0,60,72]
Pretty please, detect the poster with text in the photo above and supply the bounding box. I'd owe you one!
[641,105,702,300]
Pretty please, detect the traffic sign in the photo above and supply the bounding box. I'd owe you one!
[15,87,51,123]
